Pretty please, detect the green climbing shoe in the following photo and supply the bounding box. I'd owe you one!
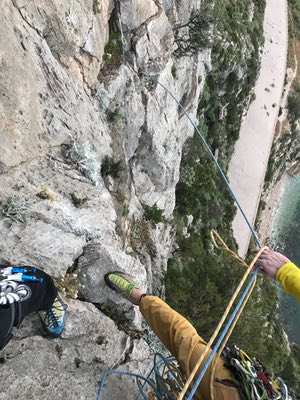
[104,271,139,300]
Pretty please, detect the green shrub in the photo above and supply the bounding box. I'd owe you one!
[62,141,100,185]
[288,84,300,124]
[106,109,123,124]
[102,14,122,66]
[289,0,300,38]
[122,204,129,217]
[144,204,165,224]
[1,196,28,223]
[174,2,214,56]
[101,156,122,179]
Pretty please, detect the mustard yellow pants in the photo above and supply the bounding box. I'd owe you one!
[140,296,241,400]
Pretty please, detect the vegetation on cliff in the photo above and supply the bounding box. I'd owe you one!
[289,0,300,38]
[165,0,299,393]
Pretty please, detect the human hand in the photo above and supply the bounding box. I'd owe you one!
[255,247,290,279]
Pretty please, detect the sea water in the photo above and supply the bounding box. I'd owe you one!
[271,175,300,344]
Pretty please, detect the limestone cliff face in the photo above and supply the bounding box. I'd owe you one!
[0,1,210,398]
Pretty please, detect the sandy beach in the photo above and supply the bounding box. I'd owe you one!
[227,0,288,257]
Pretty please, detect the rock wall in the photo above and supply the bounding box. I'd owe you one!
[0,1,210,398]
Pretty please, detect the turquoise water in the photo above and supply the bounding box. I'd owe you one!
[271,175,300,344]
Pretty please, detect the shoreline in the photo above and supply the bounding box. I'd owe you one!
[227,0,288,257]
[256,172,289,245]
[257,8,299,246]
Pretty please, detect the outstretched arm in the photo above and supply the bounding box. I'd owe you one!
[256,248,300,301]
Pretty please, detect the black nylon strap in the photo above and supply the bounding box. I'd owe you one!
[0,303,15,351]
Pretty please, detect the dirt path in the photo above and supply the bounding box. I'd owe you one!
[227,0,288,257]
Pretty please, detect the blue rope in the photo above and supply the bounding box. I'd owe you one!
[186,272,257,400]
[96,369,157,400]
[155,78,263,399]
[96,73,263,400]
[97,355,178,400]
[156,80,261,249]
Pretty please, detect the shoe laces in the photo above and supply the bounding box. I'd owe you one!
[45,297,66,328]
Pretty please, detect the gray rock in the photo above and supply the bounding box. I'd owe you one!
[131,54,209,217]
[78,243,147,328]
[98,339,154,400]
[0,299,129,400]
[78,243,148,302]
[11,0,114,87]
[0,220,85,278]
[120,0,159,31]
[97,64,145,160]
[0,0,209,397]
[134,9,174,74]
[175,0,202,24]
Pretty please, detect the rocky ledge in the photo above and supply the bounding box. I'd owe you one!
[0,1,210,398]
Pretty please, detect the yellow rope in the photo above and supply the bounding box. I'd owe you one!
[209,277,256,400]
[210,230,249,269]
[177,231,267,400]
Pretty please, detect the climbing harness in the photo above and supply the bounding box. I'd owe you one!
[0,265,45,350]
[0,266,42,305]
[222,346,294,400]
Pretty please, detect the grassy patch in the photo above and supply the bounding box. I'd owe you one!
[62,142,100,186]
[70,192,88,208]
[99,12,123,78]
[122,204,129,217]
[1,196,29,223]
[36,187,57,202]
[103,29,122,65]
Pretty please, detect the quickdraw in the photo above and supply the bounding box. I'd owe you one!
[222,346,295,400]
